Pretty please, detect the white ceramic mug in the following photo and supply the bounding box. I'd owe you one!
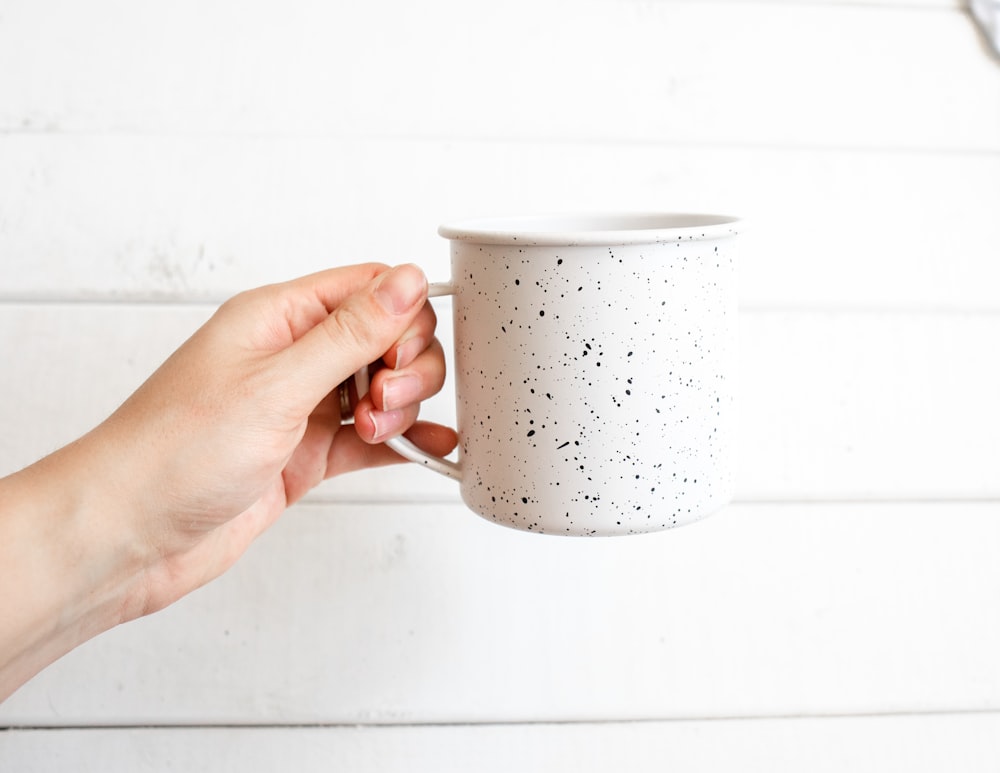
[368,213,739,536]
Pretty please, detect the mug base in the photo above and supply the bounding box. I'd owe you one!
[462,491,733,537]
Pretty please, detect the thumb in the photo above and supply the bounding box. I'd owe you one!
[282,263,429,409]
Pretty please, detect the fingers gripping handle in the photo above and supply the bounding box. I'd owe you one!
[353,281,461,480]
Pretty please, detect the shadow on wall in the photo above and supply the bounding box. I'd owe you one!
[969,0,1000,60]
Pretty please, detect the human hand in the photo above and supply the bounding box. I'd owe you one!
[103,262,456,613]
[0,263,456,698]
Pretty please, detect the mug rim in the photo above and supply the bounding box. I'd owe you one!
[438,212,740,246]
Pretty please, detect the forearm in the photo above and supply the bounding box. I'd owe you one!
[0,438,149,701]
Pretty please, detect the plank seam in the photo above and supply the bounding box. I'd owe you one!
[0,130,997,157]
[298,497,1000,506]
[5,707,1000,732]
[5,298,1000,317]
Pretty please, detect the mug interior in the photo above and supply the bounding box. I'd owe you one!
[438,212,739,246]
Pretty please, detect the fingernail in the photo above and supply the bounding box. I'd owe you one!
[369,408,405,442]
[374,264,427,315]
[382,373,421,412]
[393,336,425,370]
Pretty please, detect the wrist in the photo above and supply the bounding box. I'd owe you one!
[0,435,151,700]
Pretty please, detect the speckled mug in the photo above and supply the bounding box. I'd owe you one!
[384,213,739,536]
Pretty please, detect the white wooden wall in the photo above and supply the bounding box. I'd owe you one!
[2,0,999,769]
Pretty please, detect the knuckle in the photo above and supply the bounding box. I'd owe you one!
[326,303,377,354]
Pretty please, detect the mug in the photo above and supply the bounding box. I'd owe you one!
[364,213,739,536]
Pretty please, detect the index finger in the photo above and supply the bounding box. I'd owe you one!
[274,263,391,342]
[276,263,430,412]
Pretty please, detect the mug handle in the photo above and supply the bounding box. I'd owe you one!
[353,281,462,481]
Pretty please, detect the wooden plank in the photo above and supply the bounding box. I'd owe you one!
[1,501,998,725]
[3,714,1000,773]
[2,305,999,500]
[739,310,1000,500]
[1,136,999,309]
[0,2,996,150]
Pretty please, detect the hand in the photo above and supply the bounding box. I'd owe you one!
[0,263,457,699]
